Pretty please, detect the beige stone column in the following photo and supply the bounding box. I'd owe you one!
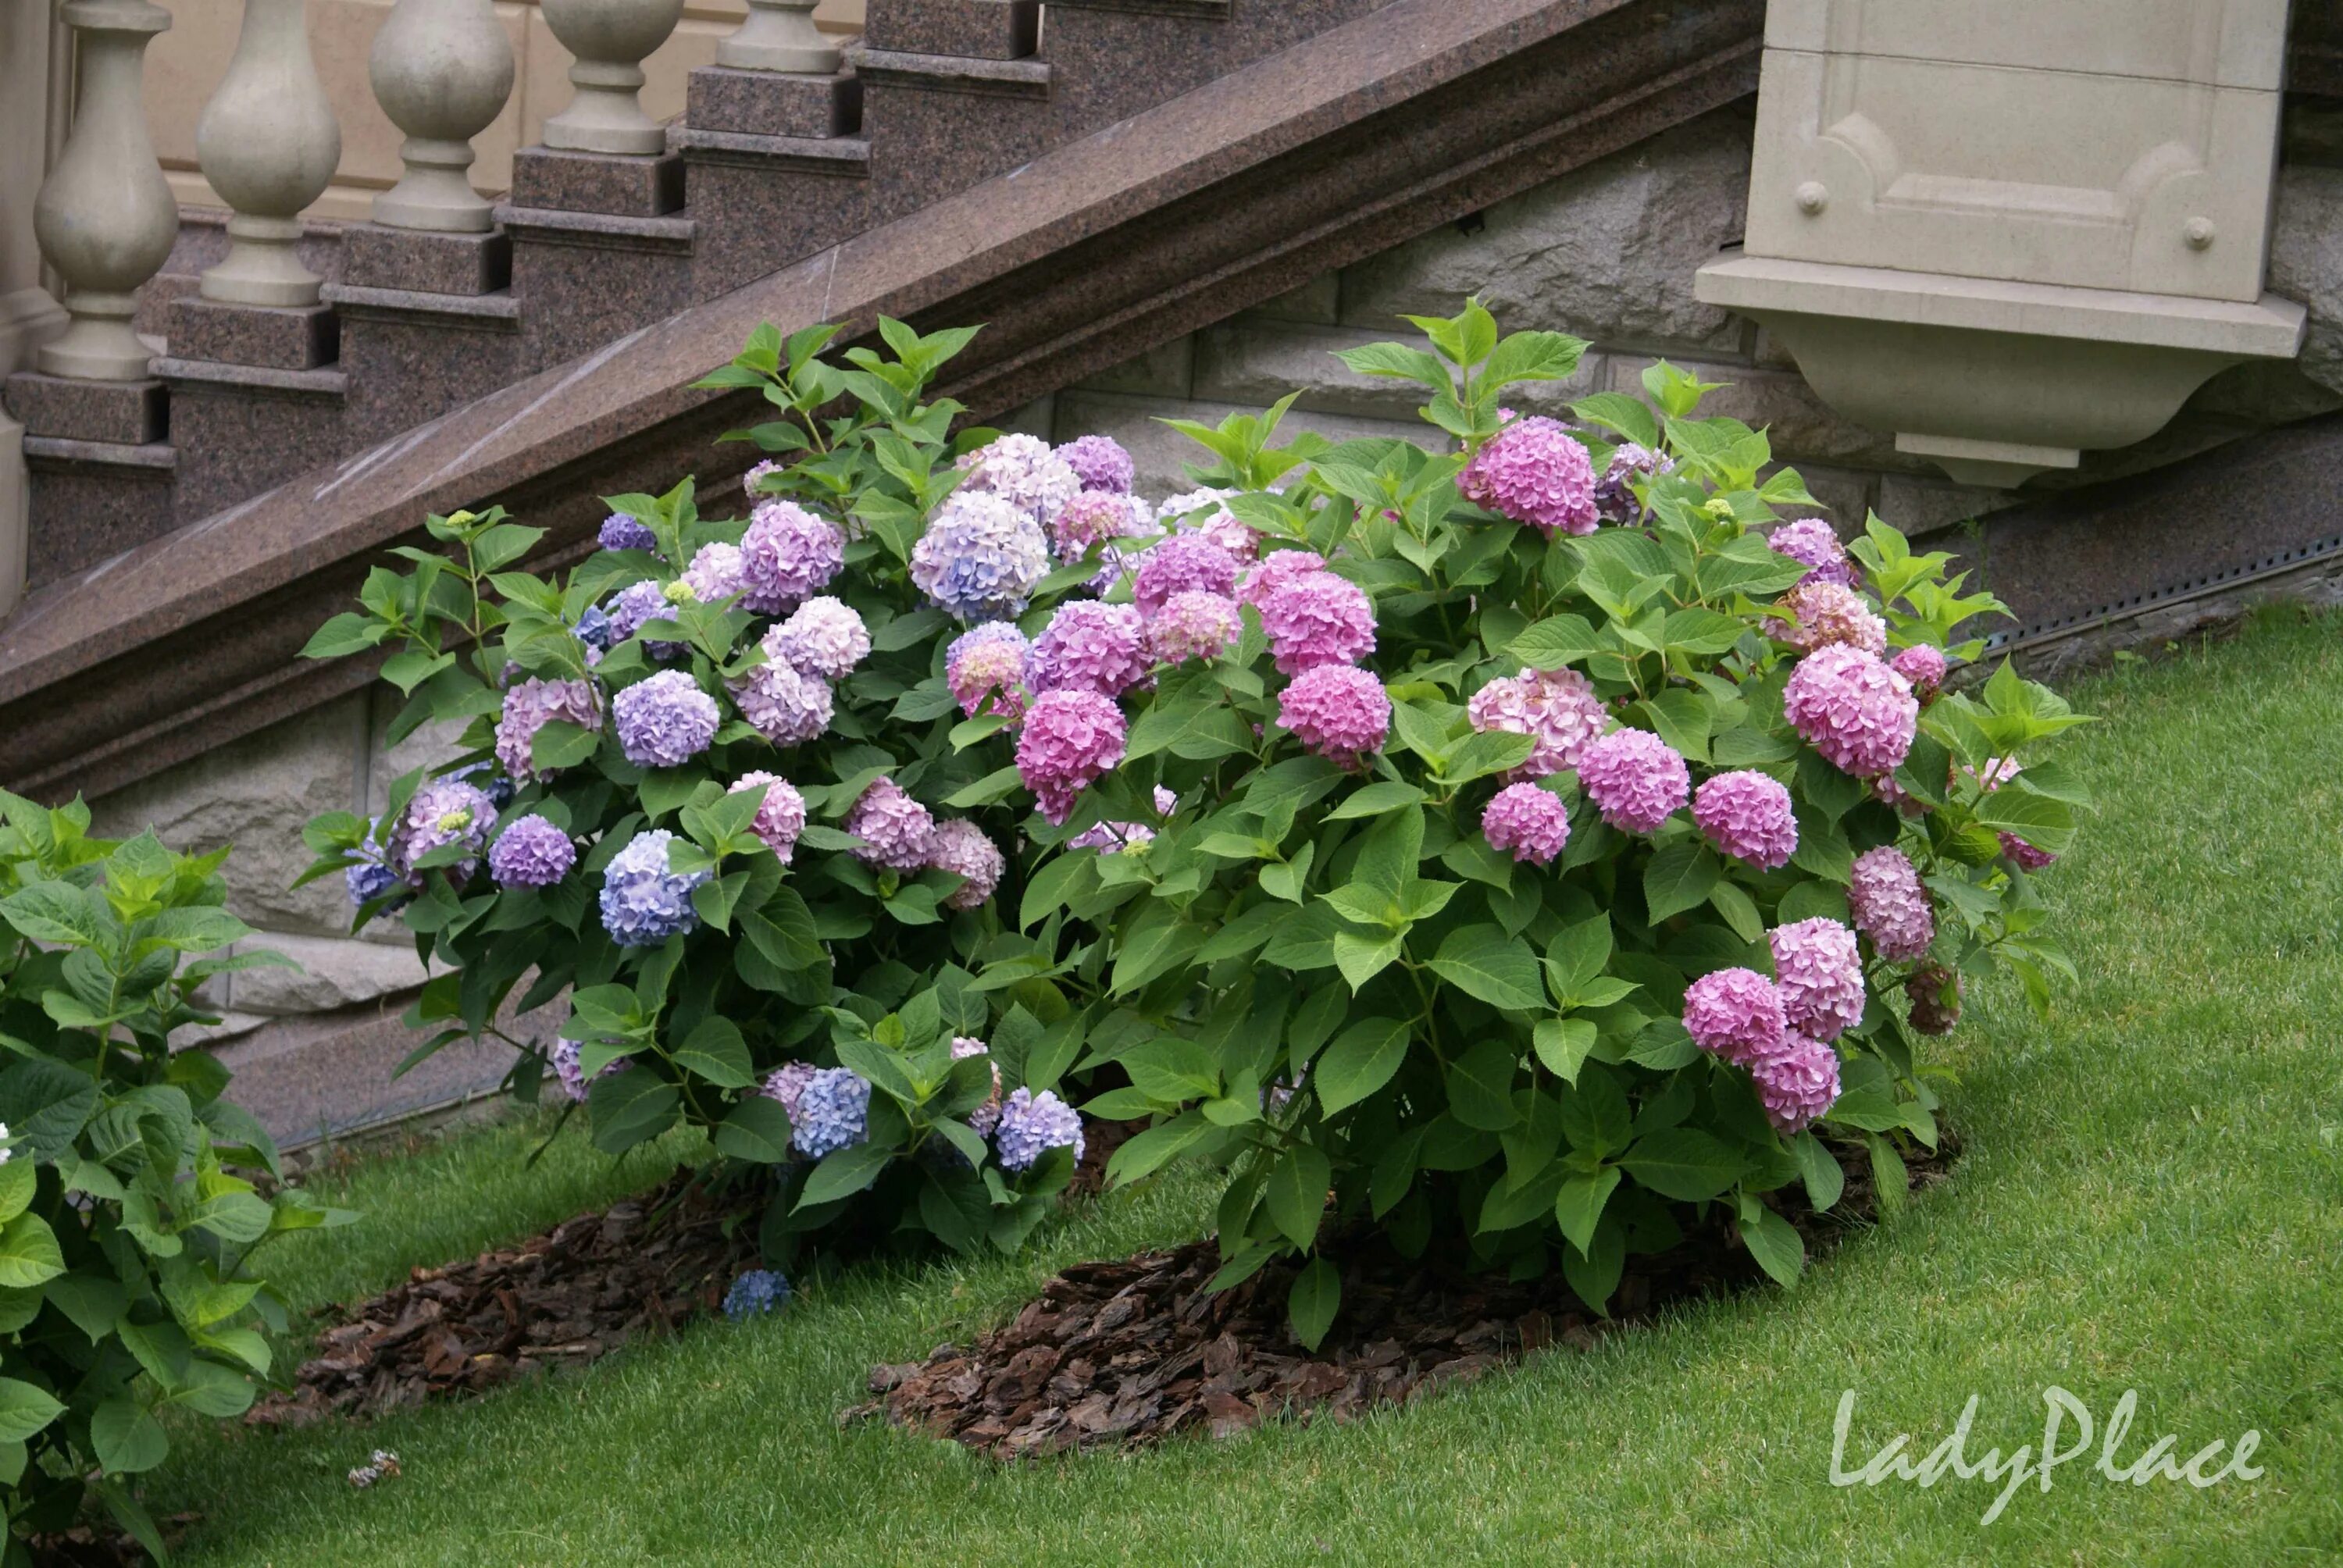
[0,0,70,619]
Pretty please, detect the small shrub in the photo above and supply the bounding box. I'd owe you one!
[0,801,351,1555]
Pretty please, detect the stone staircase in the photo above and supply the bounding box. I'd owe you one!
[12,0,1400,591]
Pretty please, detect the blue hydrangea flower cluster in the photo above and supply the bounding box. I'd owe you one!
[722,1268,791,1321]
[908,491,1050,621]
[598,513,657,552]
[612,670,719,768]
[789,1067,871,1159]
[993,1087,1085,1173]
[597,829,710,947]
[604,579,683,658]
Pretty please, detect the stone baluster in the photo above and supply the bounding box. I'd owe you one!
[30,0,176,381]
[194,0,342,305]
[540,0,688,155]
[369,0,516,233]
[718,0,841,74]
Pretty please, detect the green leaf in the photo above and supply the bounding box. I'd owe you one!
[0,1213,66,1289]
[588,1071,679,1156]
[91,1397,169,1475]
[1707,878,1766,943]
[711,1096,793,1163]
[1326,782,1427,821]
[0,1378,65,1443]
[1532,1018,1597,1084]
[1287,1256,1341,1351]
[1264,1142,1332,1250]
[1445,1040,1521,1131]
[674,1017,755,1089]
[1792,1132,1846,1212]
[1428,925,1545,1011]
[943,764,1024,809]
[1313,1017,1411,1114]
[1620,1128,1746,1202]
[531,719,601,772]
[1553,1166,1621,1255]
[300,611,390,660]
[796,1140,892,1209]
[1332,930,1404,993]
[0,1161,33,1227]
[1737,1202,1805,1288]
[0,882,100,947]
[1509,614,1603,671]
[1563,1218,1624,1314]
[1642,841,1721,922]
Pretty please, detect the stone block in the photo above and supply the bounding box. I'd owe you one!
[686,64,862,139]
[20,438,177,589]
[508,147,687,219]
[330,288,523,450]
[156,360,347,522]
[1876,473,2019,540]
[1236,272,1340,326]
[674,134,872,299]
[90,694,369,939]
[165,296,339,372]
[501,208,696,372]
[2268,162,2343,399]
[223,932,447,1017]
[1072,333,1193,399]
[1339,106,1756,355]
[209,996,530,1149]
[994,392,1055,438]
[862,0,1040,61]
[1195,320,1603,422]
[340,225,513,297]
[4,372,166,446]
[1053,389,1434,500]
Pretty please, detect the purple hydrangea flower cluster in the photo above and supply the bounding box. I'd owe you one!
[761,1060,817,1121]
[1016,690,1128,825]
[1592,442,1672,524]
[946,622,1032,723]
[550,1037,629,1103]
[1692,770,1799,871]
[1767,519,1859,590]
[1257,572,1375,676]
[929,818,1004,910]
[597,829,709,947]
[488,814,574,888]
[1576,729,1690,834]
[741,499,847,615]
[911,491,1052,620]
[1158,486,1260,561]
[1847,845,1935,962]
[604,579,683,659]
[1748,1033,1842,1136]
[495,677,601,783]
[344,832,413,911]
[1905,963,1962,1035]
[1239,548,1326,609]
[1277,664,1390,766]
[1048,492,1151,584]
[613,670,719,768]
[1890,643,1948,700]
[1785,645,1919,779]
[1681,968,1788,1066]
[993,1086,1084,1173]
[1768,917,1865,1042]
[958,433,1081,526]
[1466,667,1610,779]
[730,656,833,747]
[1459,416,1598,536]
[598,514,656,552]
[1154,785,1178,818]
[1773,581,1888,657]
[845,777,938,871]
[1481,782,1572,867]
[396,776,496,874]
[1147,590,1240,665]
[729,772,807,863]
[764,596,869,682]
[1132,533,1243,615]
[790,1067,871,1159]
[741,458,782,498]
[1055,434,1135,495]
[1031,600,1151,697]
[1068,820,1155,853]
[953,1035,1004,1136]
[722,1268,790,1320]
[682,541,747,604]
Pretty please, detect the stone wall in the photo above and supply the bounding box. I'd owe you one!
[1014,103,2343,550]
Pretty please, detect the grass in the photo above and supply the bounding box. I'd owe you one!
[152,607,2343,1566]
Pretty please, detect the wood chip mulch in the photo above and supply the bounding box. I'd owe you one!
[245,1173,757,1427]
[845,1133,1956,1459]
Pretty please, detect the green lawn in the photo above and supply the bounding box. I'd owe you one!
[154,608,2343,1566]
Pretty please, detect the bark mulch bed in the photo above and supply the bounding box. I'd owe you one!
[844,1133,1956,1459]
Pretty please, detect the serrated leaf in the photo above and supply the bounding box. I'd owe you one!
[1619,1127,1746,1202]
[1428,925,1545,1011]
[1287,1255,1341,1351]
[1264,1142,1332,1250]
[1553,1166,1621,1255]
[1737,1202,1805,1287]
[1313,1017,1411,1114]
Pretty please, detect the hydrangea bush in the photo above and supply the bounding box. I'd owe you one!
[0,803,350,1554]
[302,302,2088,1345]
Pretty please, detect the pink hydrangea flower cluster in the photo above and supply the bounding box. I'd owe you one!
[1054,434,1134,495]
[1068,820,1155,853]
[1257,572,1375,675]
[1239,549,1325,609]
[1148,590,1240,665]
[1016,689,1128,825]
[1681,968,1788,1065]
[845,777,937,871]
[1692,770,1799,871]
[1784,644,1918,779]
[1576,728,1690,834]
[1458,416,1598,536]
[1773,581,1888,657]
[1481,783,1571,867]
[1769,917,1865,1042]
[1847,845,1935,962]
[1048,490,1150,572]
[729,657,833,746]
[495,676,601,783]
[1466,666,1610,779]
[1158,487,1259,561]
[740,500,847,615]
[1767,519,1858,590]
[1889,643,1949,700]
[946,622,1031,723]
[1750,1034,1842,1136]
[957,433,1080,526]
[728,772,806,864]
[1276,665,1389,766]
[1031,600,1151,697]
[1132,533,1241,615]
[928,818,1004,910]
[764,597,868,682]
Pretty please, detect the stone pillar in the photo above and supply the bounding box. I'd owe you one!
[539,0,687,156]
[369,0,515,236]
[193,0,341,309]
[719,0,842,74]
[0,0,69,619]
